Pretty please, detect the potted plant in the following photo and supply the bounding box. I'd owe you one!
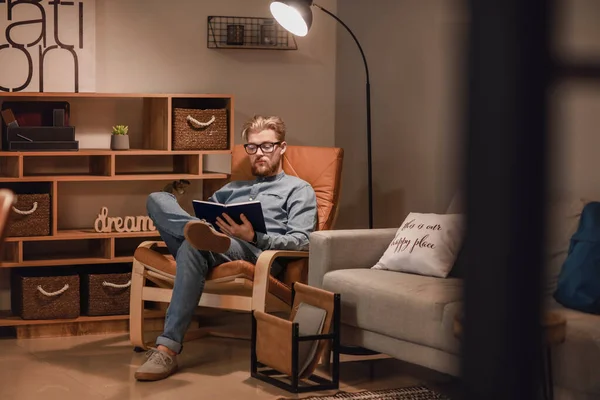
[111,125,129,150]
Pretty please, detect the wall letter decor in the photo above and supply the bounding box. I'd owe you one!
[0,0,96,92]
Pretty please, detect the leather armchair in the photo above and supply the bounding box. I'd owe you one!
[129,145,343,350]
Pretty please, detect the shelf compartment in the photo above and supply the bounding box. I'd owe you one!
[1,242,20,264]
[143,98,170,150]
[0,155,20,178]
[22,238,111,263]
[115,154,200,176]
[23,155,112,177]
[115,236,160,259]
[0,181,54,238]
[171,97,231,113]
[57,180,166,234]
[171,97,233,153]
[207,16,298,50]
[56,179,204,242]
[0,96,170,151]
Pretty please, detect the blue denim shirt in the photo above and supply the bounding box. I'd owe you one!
[208,171,317,251]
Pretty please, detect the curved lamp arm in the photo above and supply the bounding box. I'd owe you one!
[313,3,370,85]
[314,2,373,229]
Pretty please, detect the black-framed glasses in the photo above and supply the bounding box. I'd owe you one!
[243,142,281,155]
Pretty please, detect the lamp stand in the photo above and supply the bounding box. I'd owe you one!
[314,3,373,229]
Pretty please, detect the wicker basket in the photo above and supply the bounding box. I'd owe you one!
[172,107,228,150]
[11,269,80,320]
[8,193,51,237]
[81,270,131,316]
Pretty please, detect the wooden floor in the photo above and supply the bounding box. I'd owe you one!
[0,311,462,400]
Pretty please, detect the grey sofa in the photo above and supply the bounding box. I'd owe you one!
[308,196,600,399]
[308,228,463,377]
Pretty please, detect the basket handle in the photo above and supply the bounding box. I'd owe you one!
[13,202,38,215]
[102,280,131,289]
[186,114,216,129]
[37,284,69,297]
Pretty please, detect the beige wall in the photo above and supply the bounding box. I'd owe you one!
[334,0,600,230]
[550,0,600,200]
[0,0,338,310]
[95,0,337,149]
[334,0,467,229]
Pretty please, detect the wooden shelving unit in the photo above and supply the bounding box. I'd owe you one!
[0,92,234,335]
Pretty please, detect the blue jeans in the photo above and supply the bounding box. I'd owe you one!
[146,192,263,354]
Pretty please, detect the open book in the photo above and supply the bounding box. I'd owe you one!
[192,200,267,234]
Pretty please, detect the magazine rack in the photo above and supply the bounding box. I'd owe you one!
[251,282,340,393]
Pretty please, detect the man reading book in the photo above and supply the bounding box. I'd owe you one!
[135,115,318,381]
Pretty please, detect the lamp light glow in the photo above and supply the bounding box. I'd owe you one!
[270,1,311,37]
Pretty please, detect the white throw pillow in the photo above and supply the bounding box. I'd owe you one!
[372,212,466,278]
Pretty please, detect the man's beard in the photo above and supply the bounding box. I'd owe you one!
[252,160,278,177]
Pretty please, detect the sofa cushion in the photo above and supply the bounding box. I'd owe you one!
[322,268,463,354]
[371,212,465,278]
[445,190,587,295]
[547,299,600,396]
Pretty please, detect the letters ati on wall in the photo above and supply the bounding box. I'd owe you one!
[0,0,95,92]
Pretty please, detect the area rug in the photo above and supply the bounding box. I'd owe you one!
[277,386,450,400]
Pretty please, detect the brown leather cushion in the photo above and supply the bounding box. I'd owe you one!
[135,247,177,277]
[229,145,344,231]
[134,247,292,305]
[207,259,292,305]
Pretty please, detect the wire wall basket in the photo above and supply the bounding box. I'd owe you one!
[207,16,298,50]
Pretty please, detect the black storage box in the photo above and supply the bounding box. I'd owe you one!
[1,101,74,151]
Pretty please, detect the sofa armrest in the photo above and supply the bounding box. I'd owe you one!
[308,228,397,288]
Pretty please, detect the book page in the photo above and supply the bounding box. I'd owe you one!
[225,200,261,207]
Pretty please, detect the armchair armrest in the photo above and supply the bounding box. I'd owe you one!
[131,240,170,280]
[252,250,308,312]
[135,240,166,250]
[308,228,397,288]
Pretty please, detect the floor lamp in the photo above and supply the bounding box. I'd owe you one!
[270,0,374,229]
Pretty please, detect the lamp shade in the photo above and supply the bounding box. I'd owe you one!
[270,0,313,37]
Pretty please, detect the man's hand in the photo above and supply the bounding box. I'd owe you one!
[215,213,255,243]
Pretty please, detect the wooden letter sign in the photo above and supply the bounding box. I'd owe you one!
[94,207,156,233]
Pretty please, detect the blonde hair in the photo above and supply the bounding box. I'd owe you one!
[241,115,286,142]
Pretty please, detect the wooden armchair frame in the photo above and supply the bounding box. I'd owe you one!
[129,145,343,350]
[0,189,15,254]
